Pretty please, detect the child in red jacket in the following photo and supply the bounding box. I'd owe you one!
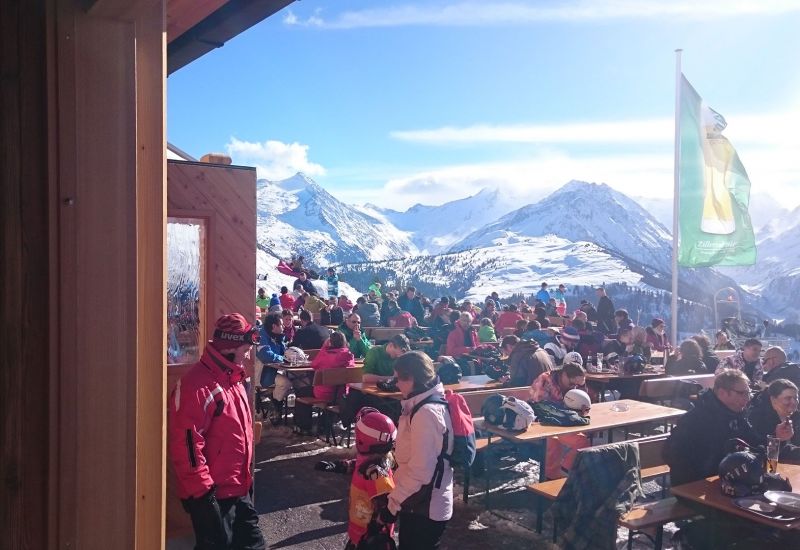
[315,408,397,549]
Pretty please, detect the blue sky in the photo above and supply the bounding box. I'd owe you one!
[168,1,800,210]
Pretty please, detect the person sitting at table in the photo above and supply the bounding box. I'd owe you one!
[337,294,354,314]
[363,334,411,383]
[513,318,529,338]
[445,312,479,357]
[665,339,708,376]
[339,313,372,359]
[666,370,797,549]
[521,320,553,347]
[530,362,590,479]
[320,297,345,327]
[664,369,794,486]
[716,338,763,385]
[385,300,416,328]
[761,346,800,389]
[506,338,553,387]
[691,334,720,372]
[281,309,296,344]
[477,317,498,343]
[256,287,269,313]
[291,309,331,350]
[311,331,356,402]
[354,296,381,328]
[747,378,800,461]
[602,325,634,358]
[499,334,520,357]
[279,285,295,311]
[494,304,525,336]
[645,318,671,352]
[481,299,500,324]
[630,326,652,362]
[713,329,735,351]
[302,289,327,317]
[257,312,286,387]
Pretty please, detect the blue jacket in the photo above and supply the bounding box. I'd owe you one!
[535,289,551,304]
[257,327,286,386]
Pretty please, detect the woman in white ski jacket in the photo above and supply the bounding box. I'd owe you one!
[387,351,454,549]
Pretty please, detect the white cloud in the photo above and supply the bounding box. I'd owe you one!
[358,147,800,211]
[391,111,800,148]
[283,1,800,29]
[225,138,326,180]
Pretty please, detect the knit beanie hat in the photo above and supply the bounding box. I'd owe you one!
[560,326,580,342]
[212,313,256,351]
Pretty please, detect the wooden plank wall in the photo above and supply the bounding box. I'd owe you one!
[0,1,50,548]
[166,159,256,538]
[53,1,167,548]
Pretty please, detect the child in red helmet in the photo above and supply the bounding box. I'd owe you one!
[315,407,397,549]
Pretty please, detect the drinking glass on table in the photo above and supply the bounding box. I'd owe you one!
[767,436,781,474]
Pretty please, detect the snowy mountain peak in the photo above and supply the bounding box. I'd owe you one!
[451,179,673,272]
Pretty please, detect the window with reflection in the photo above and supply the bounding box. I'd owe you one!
[167,218,206,365]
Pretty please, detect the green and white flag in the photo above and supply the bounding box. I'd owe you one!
[678,75,756,267]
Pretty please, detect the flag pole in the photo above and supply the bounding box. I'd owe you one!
[671,49,682,345]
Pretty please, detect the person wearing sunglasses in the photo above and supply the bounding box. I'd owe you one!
[339,313,372,359]
[168,313,266,550]
[664,369,788,488]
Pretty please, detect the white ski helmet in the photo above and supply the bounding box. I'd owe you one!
[500,396,536,431]
[564,351,584,366]
[563,389,592,414]
[284,346,308,363]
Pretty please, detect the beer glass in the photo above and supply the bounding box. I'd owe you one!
[767,436,781,474]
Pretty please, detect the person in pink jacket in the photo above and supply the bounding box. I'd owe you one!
[446,312,479,357]
[311,330,356,402]
[168,313,266,549]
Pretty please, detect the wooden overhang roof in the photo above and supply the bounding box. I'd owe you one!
[167,0,296,75]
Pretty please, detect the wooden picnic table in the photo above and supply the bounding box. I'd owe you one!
[349,374,504,400]
[482,399,685,482]
[671,463,800,530]
[585,367,668,401]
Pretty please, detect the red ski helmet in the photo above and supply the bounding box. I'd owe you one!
[355,407,397,455]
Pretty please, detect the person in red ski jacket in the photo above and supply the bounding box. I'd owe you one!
[168,313,266,550]
[446,312,479,356]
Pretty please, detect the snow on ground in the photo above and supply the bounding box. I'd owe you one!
[460,236,652,303]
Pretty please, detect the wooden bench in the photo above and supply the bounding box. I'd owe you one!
[639,374,714,404]
[365,327,407,343]
[528,434,671,534]
[459,387,531,502]
[295,366,364,444]
[619,497,696,549]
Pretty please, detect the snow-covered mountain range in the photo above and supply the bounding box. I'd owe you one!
[255,173,798,321]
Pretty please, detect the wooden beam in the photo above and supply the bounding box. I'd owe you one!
[0,1,51,548]
[167,0,295,74]
[51,1,167,547]
[167,0,228,42]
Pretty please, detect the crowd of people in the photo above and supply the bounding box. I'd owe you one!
[167,265,800,549]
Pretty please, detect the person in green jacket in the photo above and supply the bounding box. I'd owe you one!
[338,313,372,359]
[363,334,411,382]
[478,317,498,343]
[256,287,269,313]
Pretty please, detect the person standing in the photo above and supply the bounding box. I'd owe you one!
[595,286,616,335]
[535,282,551,305]
[325,267,339,299]
[386,352,453,549]
[168,313,266,550]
